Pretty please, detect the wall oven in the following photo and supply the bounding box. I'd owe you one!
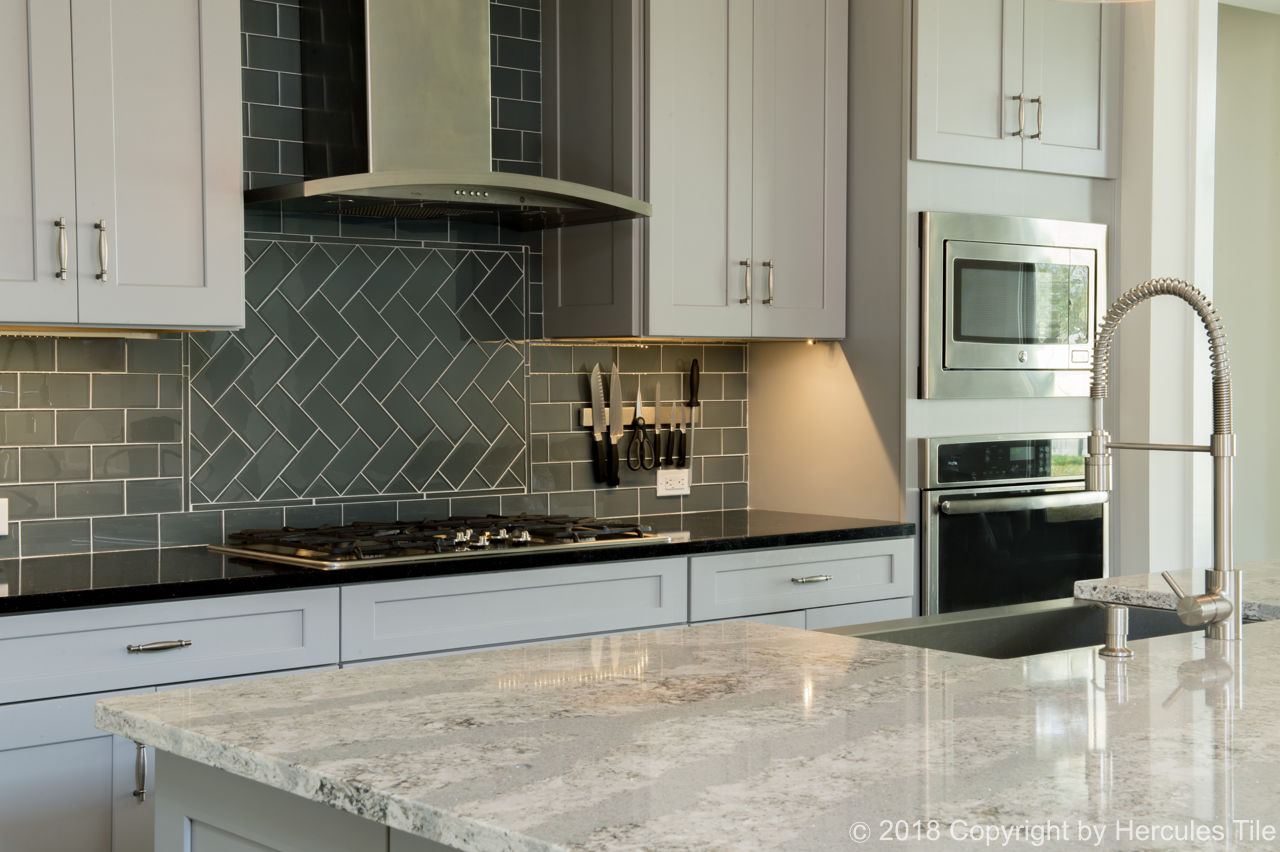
[920,211,1108,398]
[921,433,1108,615]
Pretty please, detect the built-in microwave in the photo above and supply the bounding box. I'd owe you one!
[920,211,1108,399]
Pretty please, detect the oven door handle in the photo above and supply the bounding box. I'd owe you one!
[937,491,1109,516]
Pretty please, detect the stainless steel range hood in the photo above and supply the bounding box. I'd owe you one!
[243,0,650,231]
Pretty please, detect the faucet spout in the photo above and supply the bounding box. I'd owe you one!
[1086,278,1240,641]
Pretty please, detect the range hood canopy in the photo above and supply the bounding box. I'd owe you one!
[243,0,650,231]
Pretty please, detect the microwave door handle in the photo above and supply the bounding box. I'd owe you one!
[937,491,1109,516]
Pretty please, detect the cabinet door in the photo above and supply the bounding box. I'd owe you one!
[1020,0,1119,178]
[646,0,753,338]
[749,0,847,339]
[69,0,243,329]
[0,0,79,324]
[913,0,1023,170]
[0,692,134,852]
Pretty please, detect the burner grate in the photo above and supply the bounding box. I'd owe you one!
[222,514,657,565]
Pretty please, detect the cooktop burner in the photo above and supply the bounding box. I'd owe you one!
[209,514,672,570]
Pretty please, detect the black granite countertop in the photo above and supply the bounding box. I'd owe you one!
[0,510,914,616]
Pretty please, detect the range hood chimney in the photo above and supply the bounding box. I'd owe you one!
[243,0,650,231]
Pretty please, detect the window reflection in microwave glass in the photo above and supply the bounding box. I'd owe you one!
[953,260,1090,345]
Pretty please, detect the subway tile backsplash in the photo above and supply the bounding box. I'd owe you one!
[0,0,749,568]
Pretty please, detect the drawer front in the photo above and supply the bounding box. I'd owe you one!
[804,597,914,630]
[341,558,688,662]
[0,589,340,704]
[689,539,914,621]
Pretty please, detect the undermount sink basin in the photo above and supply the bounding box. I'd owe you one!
[820,599,1200,659]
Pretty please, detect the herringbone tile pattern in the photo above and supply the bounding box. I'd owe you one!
[189,240,528,506]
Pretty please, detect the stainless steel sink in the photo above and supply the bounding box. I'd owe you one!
[820,599,1199,659]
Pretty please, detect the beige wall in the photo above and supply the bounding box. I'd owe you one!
[1214,4,1280,562]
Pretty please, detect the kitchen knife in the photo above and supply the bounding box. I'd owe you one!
[684,359,700,469]
[665,398,678,467]
[589,364,608,483]
[608,362,623,486]
[653,380,663,468]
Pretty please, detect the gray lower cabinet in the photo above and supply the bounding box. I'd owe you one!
[689,539,915,625]
[0,692,121,852]
[340,558,689,663]
[0,0,242,330]
[0,588,340,852]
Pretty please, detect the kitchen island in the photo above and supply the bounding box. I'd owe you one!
[97,593,1280,851]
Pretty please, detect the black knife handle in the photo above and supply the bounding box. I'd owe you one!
[608,438,621,487]
[593,435,608,483]
[663,426,674,466]
[687,359,701,407]
[676,429,687,469]
[654,427,663,468]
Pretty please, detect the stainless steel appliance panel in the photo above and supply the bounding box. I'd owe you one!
[920,211,1108,399]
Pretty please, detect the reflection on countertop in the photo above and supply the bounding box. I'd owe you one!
[98,618,1280,851]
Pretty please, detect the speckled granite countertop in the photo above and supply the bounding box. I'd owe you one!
[0,510,913,615]
[98,619,1280,851]
[1075,560,1280,621]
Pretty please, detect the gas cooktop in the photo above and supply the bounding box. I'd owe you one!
[208,514,672,571]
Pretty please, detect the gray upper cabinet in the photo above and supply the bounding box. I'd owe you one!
[913,0,1120,179]
[543,0,848,340]
[0,0,243,331]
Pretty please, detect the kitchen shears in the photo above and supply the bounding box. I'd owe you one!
[626,388,656,471]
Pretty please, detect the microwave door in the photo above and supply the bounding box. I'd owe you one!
[943,241,1090,371]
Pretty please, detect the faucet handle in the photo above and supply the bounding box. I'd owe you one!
[1161,571,1233,627]
[1160,571,1188,599]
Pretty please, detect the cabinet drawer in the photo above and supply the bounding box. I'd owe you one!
[341,558,688,662]
[689,539,914,621]
[0,589,340,704]
[804,598,914,630]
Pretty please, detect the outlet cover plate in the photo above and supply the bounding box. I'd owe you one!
[656,468,691,497]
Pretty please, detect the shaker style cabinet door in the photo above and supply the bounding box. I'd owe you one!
[748,0,847,339]
[0,0,79,324]
[913,0,1023,170]
[913,0,1118,178]
[71,0,244,329]
[543,0,847,340]
[1020,0,1119,178]
[647,0,754,338]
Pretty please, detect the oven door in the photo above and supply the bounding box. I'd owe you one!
[922,485,1108,615]
[943,241,1097,371]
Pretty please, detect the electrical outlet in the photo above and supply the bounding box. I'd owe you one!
[656,468,691,497]
[0,497,8,532]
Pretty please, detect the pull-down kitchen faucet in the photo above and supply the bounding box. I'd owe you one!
[1085,278,1241,641]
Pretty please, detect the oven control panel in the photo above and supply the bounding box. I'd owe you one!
[925,433,1087,488]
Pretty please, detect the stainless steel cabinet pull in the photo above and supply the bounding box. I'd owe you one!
[1028,96,1043,140]
[738,258,752,304]
[54,218,68,280]
[126,639,192,653]
[791,574,833,584]
[94,220,109,282]
[762,260,775,305]
[132,742,149,802]
[937,490,1108,516]
[1010,93,1025,138]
